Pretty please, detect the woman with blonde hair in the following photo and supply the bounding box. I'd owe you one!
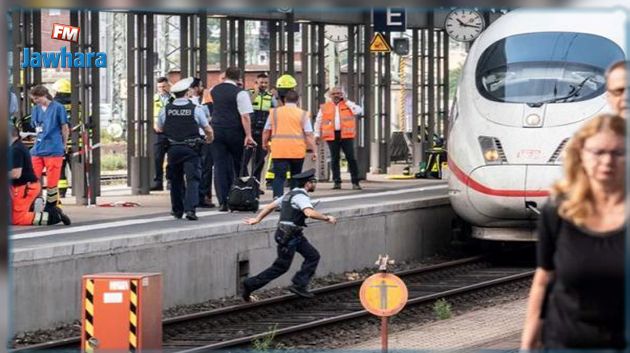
[521,113,626,350]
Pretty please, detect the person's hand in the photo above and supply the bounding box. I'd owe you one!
[311,153,318,161]
[262,142,268,151]
[326,215,337,224]
[244,217,259,225]
[315,137,321,145]
[244,135,257,147]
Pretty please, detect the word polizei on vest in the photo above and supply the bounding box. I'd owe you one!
[167,107,194,116]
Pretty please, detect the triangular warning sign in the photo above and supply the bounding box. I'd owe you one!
[370,33,392,53]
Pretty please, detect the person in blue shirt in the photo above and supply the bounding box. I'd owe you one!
[29,85,69,210]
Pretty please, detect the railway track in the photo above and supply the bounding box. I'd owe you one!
[13,254,534,352]
[99,173,127,183]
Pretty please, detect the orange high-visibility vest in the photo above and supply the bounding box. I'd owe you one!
[320,101,356,141]
[269,106,309,159]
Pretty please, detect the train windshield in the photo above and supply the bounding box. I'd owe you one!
[476,32,624,105]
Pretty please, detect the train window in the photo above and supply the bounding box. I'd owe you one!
[476,32,624,105]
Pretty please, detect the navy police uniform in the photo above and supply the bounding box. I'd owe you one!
[158,78,210,220]
[242,169,321,298]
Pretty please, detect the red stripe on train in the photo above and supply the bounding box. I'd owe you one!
[448,160,550,197]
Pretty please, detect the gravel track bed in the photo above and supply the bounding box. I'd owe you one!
[270,279,531,349]
[11,253,465,348]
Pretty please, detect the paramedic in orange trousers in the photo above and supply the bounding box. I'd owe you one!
[10,124,70,226]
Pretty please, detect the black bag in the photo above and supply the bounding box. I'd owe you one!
[227,147,262,212]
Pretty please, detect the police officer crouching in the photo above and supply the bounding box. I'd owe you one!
[155,77,214,220]
[241,169,337,301]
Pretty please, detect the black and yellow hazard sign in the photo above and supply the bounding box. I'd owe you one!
[84,279,95,352]
[129,279,139,352]
[370,33,392,53]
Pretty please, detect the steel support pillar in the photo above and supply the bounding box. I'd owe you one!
[68,10,101,205]
[427,12,435,153]
[220,19,228,71]
[358,12,372,179]
[442,31,450,141]
[411,29,421,167]
[12,9,42,117]
[127,12,154,195]
[286,12,295,75]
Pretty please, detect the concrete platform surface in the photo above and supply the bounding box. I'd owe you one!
[347,298,526,351]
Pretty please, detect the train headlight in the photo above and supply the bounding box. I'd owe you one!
[525,114,542,126]
[478,136,507,164]
[484,149,500,161]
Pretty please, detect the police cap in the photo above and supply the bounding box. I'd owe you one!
[292,168,317,182]
[171,77,194,93]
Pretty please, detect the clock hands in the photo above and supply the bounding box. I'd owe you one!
[456,18,481,29]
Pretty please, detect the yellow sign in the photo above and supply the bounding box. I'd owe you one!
[369,33,392,53]
[359,273,408,317]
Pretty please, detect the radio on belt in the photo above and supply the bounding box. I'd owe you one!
[81,273,162,352]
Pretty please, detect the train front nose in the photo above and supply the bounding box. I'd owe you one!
[466,165,562,222]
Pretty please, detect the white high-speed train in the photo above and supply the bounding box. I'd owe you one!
[447,9,626,241]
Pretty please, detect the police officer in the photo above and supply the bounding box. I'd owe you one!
[156,77,214,221]
[242,169,337,301]
[243,73,276,185]
[188,77,215,208]
[152,77,174,191]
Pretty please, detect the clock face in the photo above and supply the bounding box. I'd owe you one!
[325,25,349,43]
[444,9,484,42]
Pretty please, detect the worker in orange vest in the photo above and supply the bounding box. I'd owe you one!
[314,86,363,190]
[263,90,317,199]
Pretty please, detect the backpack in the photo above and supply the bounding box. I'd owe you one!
[227,147,263,212]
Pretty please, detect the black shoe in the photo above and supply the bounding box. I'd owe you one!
[352,183,362,190]
[56,207,71,225]
[185,211,198,221]
[332,182,342,190]
[219,204,229,212]
[287,285,315,299]
[198,202,216,208]
[170,210,183,219]
[150,184,164,191]
[240,281,253,302]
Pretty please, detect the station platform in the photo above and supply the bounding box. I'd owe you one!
[347,298,526,351]
[10,174,455,334]
[11,174,445,245]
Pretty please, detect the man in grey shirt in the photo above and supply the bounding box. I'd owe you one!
[242,169,337,301]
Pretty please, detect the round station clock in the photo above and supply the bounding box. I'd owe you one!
[444,9,485,42]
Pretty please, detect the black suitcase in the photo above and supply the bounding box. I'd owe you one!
[227,147,262,212]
